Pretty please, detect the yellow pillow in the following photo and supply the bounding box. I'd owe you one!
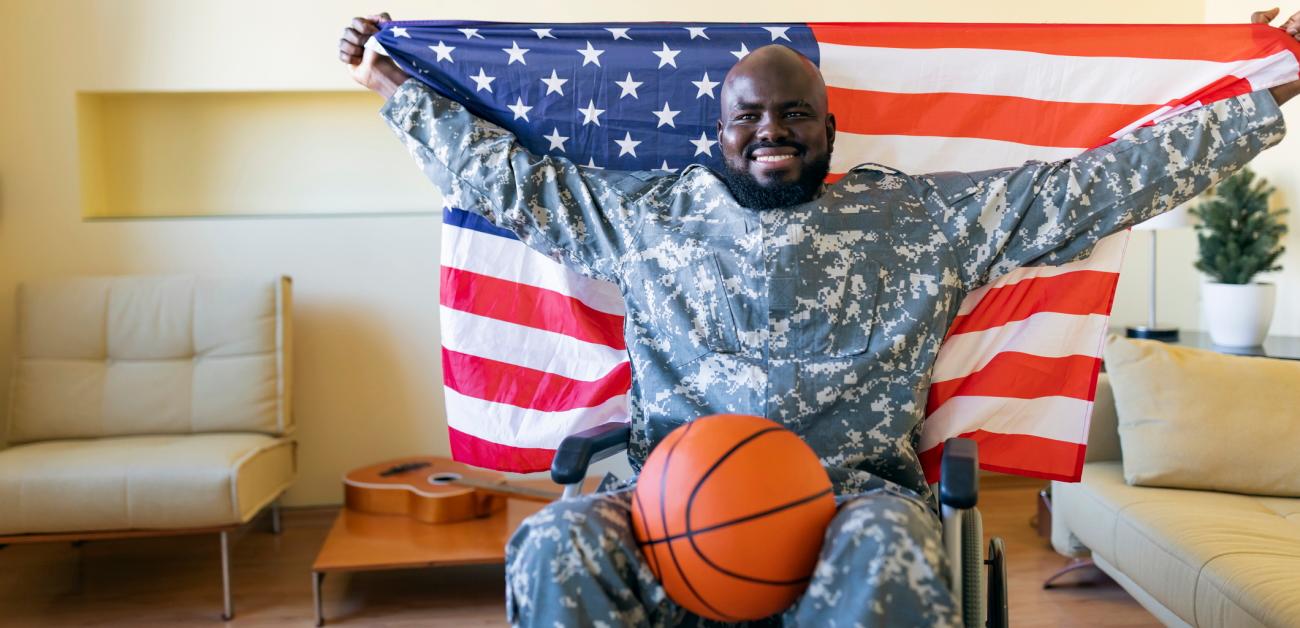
[1103,334,1300,496]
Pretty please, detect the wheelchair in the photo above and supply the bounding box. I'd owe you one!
[550,422,1009,628]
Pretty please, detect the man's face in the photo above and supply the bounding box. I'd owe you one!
[716,57,836,210]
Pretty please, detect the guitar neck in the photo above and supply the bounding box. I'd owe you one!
[448,476,564,503]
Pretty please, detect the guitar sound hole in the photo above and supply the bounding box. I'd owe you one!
[429,472,463,485]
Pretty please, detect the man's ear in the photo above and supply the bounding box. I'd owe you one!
[716,118,723,137]
[826,112,837,155]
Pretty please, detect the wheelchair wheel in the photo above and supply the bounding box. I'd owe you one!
[986,537,1008,628]
[960,511,984,628]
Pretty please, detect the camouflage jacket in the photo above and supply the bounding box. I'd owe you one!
[382,78,1285,499]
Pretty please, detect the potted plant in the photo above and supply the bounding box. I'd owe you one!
[1189,167,1289,347]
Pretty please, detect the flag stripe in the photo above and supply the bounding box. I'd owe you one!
[829,131,1083,176]
[448,426,560,474]
[930,312,1111,383]
[920,395,1094,451]
[444,386,630,449]
[947,271,1120,337]
[443,205,519,240]
[440,307,628,382]
[926,352,1102,414]
[957,233,1129,316]
[919,430,1087,483]
[440,266,627,350]
[442,347,632,412]
[809,23,1300,63]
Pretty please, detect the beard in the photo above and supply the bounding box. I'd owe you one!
[718,144,831,210]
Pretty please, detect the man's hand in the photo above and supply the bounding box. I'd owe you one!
[339,13,410,99]
[1255,8,1300,105]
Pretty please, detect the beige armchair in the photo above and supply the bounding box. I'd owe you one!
[0,274,296,620]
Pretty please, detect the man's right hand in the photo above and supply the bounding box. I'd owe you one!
[339,13,410,99]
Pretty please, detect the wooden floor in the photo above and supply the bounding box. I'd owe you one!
[0,484,1159,627]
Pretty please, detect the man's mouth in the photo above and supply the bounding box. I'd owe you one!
[749,146,801,167]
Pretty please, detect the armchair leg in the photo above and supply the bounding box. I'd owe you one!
[271,499,282,535]
[1042,557,1097,589]
[220,530,233,620]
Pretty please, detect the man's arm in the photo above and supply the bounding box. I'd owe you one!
[340,14,656,283]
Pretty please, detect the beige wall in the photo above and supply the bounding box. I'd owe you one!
[5,0,1287,507]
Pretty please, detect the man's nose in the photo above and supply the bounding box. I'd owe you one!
[756,114,791,143]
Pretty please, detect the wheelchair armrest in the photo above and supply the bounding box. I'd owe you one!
[550,422,632,486]
[939,437,979,509]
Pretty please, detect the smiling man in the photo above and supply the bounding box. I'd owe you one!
[341,10,1300,627]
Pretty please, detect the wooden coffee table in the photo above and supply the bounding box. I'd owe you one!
[310,478,593,625]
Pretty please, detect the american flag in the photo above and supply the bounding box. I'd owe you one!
[376,22,1300,481]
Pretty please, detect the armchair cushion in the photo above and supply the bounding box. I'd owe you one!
[0,433,295,535]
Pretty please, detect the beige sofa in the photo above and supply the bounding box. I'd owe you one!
[0,275,297,620]
[1052,374,1300,627]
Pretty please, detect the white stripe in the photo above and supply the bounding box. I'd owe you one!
[818,43,1293,106]
[831,132,1084,175]
[444,387,630,450]
[440,308,629,382]
[443,222,626,316]
[1241,49,1300,92]
[957,232,1129,316]
[930,312,1111,384]
[918,395,1092,451]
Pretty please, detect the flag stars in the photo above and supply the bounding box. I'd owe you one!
[652,102,681,128]
[652,42,681,68]
[614,132,642,157]
[657,160,678,174]
[615,72,643,99]
[578,100,605,126]
[532,28,556,39]
[690,131,719,157]
[684,26,709,40]
[458,28,484,40]
[731,42,751,60]
[583,158,603,170]
[428,40,455,62]
[763,26,791,41]
[577,41,605,66]
[543,128,568,152]
[540,69,568,95]
[692,72,720,99]
[469,68,496,92]
[502,41,530,65]
[507,97,533,121]
[390,26,410,38]
[606,27,632,40]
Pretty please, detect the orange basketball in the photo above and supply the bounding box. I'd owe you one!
[630,414,836,621]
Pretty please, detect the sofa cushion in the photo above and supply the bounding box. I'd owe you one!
[0,433,296,535]
[1103,334,1300,496]
[1056,462,1300,627]
[7,275,293,443]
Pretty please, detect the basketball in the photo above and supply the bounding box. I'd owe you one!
[630,414,837,621]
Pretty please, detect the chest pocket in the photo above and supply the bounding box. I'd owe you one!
[799,255,882,358]
[666,253,741,366]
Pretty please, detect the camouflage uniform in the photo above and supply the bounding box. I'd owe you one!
[381,77,1285,626]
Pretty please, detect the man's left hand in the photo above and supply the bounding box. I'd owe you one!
[1255,7,1300,104]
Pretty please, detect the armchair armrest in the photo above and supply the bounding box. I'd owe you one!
[550,422,631,485]
[939,437,979,509]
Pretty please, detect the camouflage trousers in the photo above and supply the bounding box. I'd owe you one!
[505,485,962,627]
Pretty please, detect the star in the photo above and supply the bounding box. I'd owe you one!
[731,42,751,60]
[543,128,568,152]
[614,72,643,99]
[469,68,496,93]
[390,26,410,38]
[764,26,792,41]
[578,100,605,126]
[652,102,681,128]
[540,69,568,95]
[652,42,681,68]
[606,27,632,40]
[656,160,679,174]
[583,158,603,170]
[690,131,719,157]
[692,72,720,99]
[502,40,529,65]
[428,40,455,63]
[507,97,533,121]
[614,132,641,157]
[458,28,484,39]
[576,41,605,67]
[684,26,709,40]
[532,28,556,39]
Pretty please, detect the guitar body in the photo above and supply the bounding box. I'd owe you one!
[344,456,507,524]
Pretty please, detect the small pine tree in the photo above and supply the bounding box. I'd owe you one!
[1189,167,1288,285]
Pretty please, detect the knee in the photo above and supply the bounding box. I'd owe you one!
[506,492,631,569]
[824,492,945,567]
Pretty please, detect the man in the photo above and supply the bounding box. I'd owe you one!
[340,10,1300,626]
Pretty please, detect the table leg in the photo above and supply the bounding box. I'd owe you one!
[313,571,326,626]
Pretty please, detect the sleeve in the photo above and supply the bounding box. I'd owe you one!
[379,78,656,284]
[916,89,1287,290]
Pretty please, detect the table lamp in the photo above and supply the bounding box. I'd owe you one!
[1125,203,1192,341]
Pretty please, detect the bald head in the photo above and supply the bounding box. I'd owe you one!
[715,45,836,210]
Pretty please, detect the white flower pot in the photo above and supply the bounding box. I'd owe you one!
[1202,282,1276,347]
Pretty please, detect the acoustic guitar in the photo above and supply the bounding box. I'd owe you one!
[344,456,563,524]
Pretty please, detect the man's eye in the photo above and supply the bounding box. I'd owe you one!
[785,111,809,118]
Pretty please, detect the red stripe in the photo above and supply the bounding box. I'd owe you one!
[448,426,556,473]
[948,271,1120,337]
[925,352,1102,415]
[809,23,1300,62]
[442,347,631,412]
[440,266,626,350]
[919,431,1087,484]
[828,88,1154,148]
